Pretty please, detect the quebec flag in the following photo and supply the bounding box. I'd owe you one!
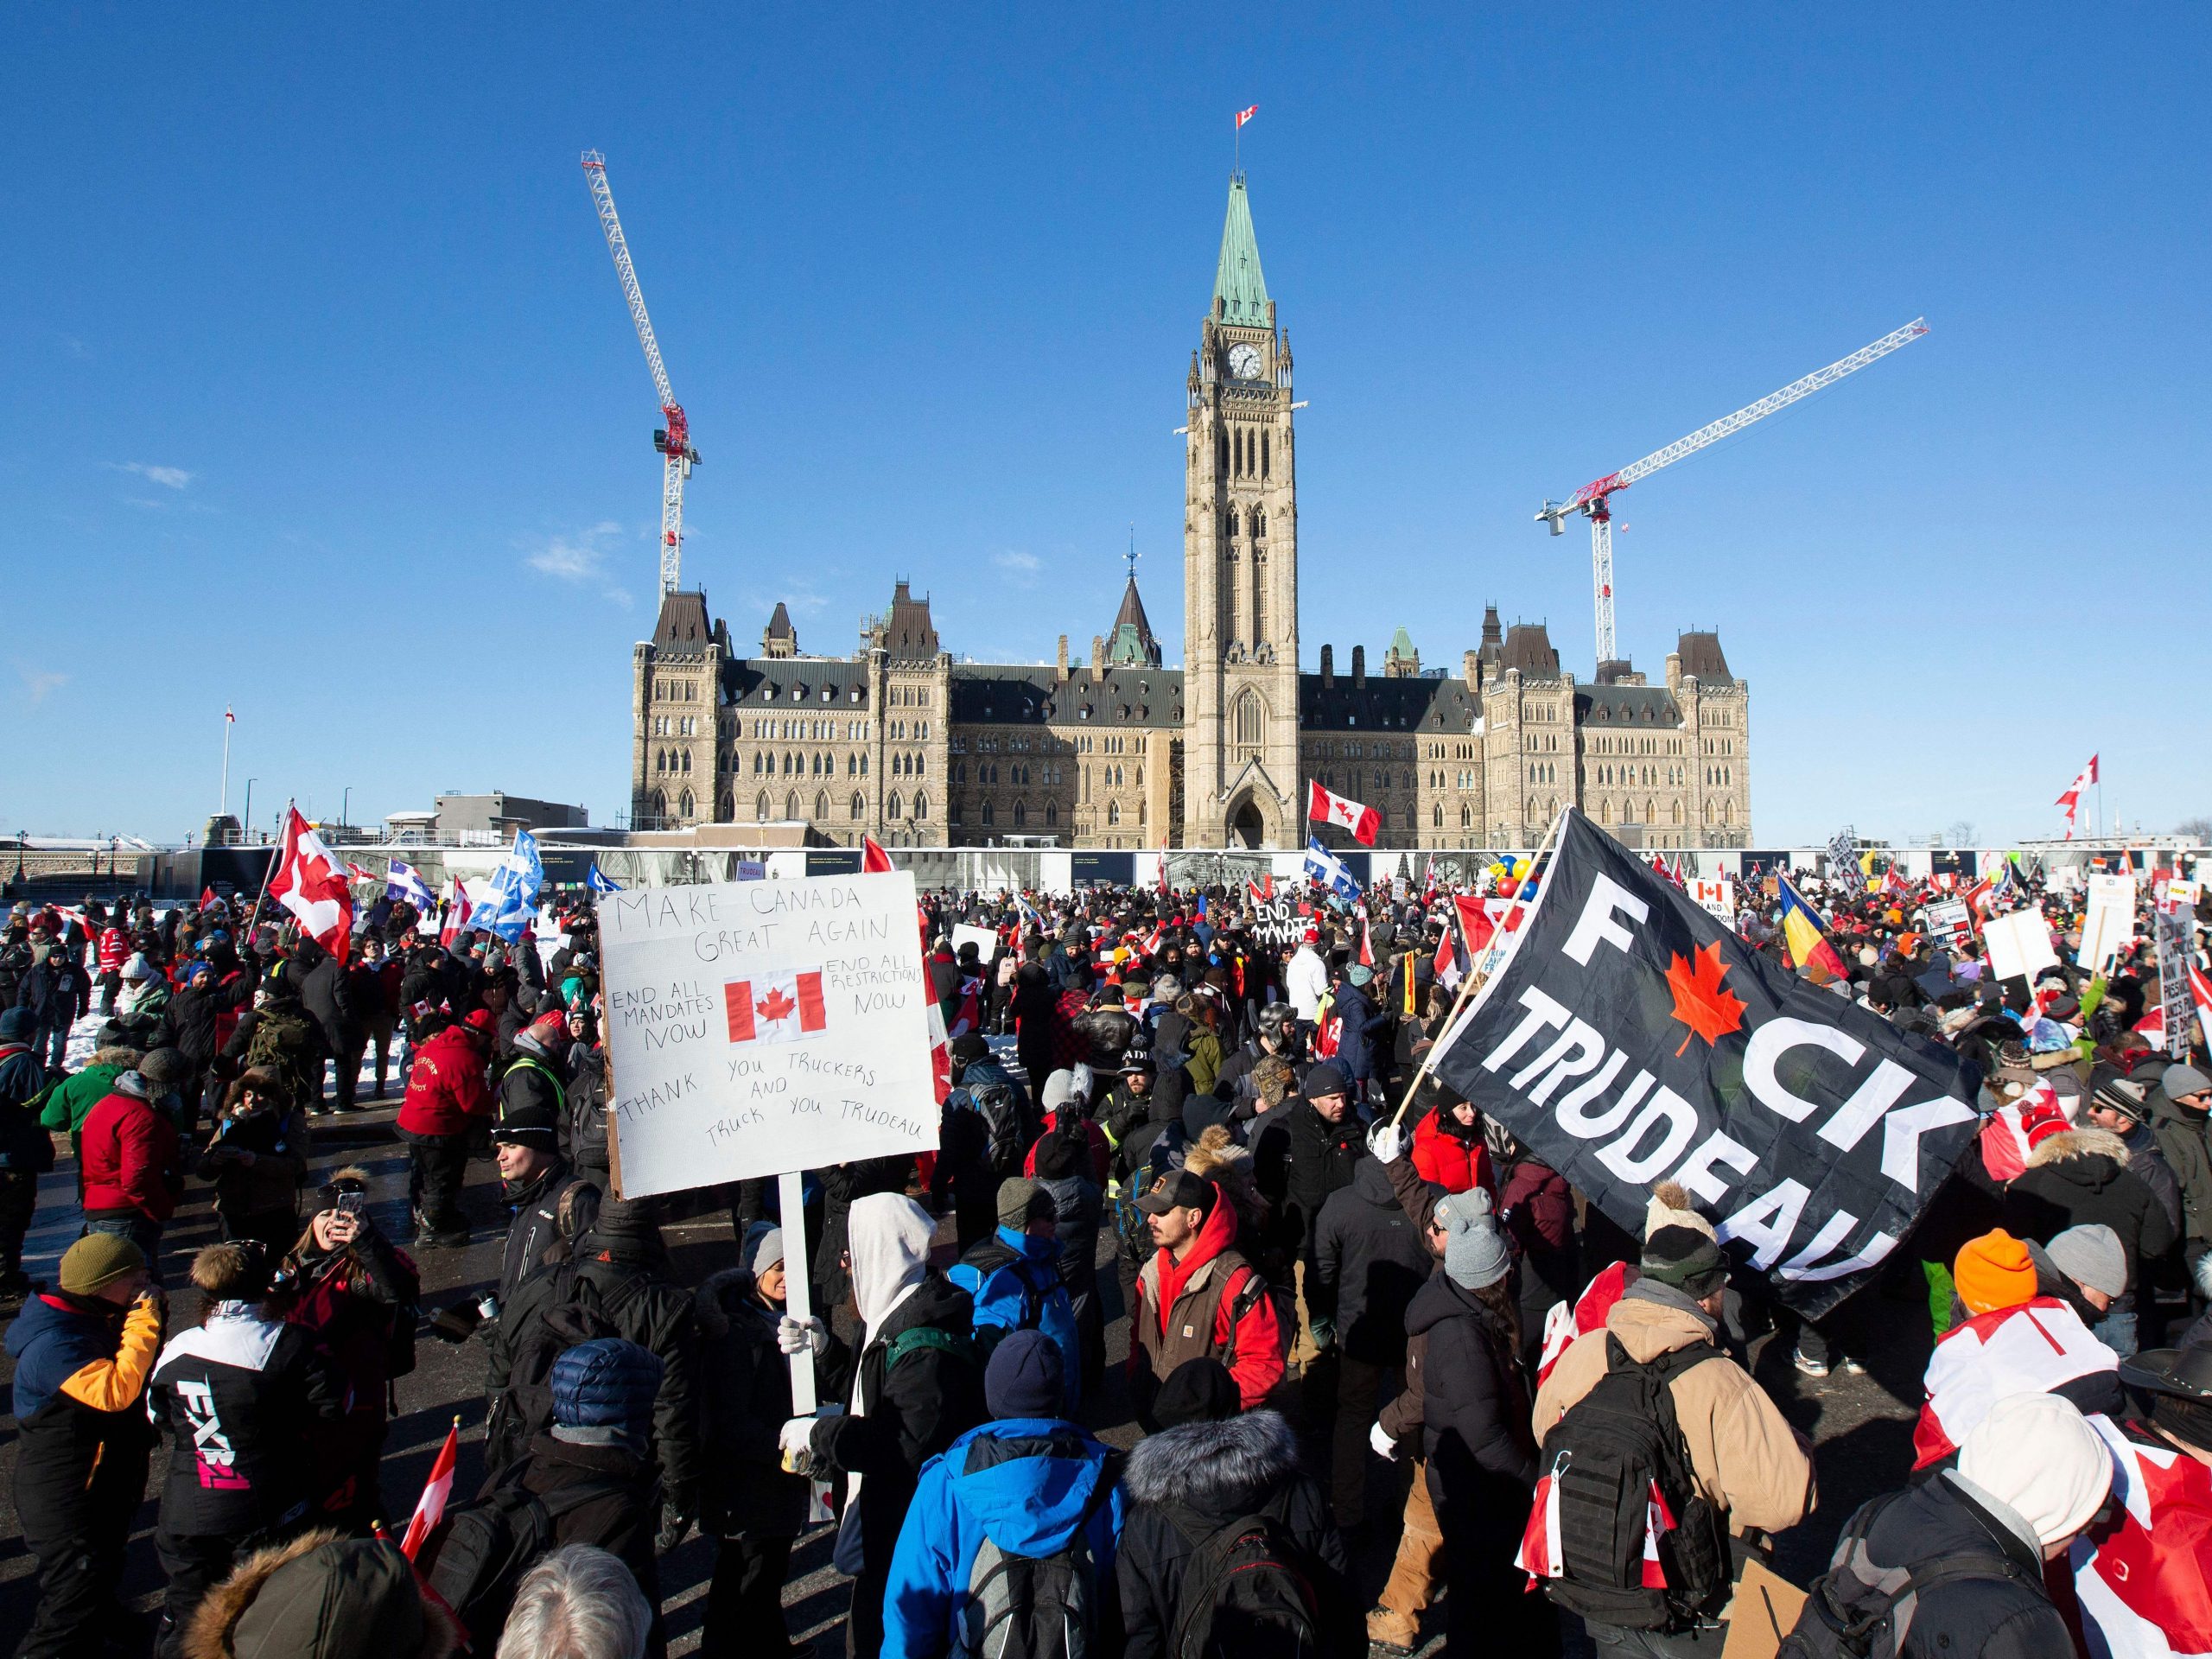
[587,863,622,895]
[1304,837,1362,903]
[473,829,545,942]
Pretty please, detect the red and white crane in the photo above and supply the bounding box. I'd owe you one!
[1538,318,1929,666]
[582,149,698,596]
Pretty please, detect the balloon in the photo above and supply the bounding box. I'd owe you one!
[1497,876,1519,898]
[1489,862,1509,880]
[1512,858,1531,878]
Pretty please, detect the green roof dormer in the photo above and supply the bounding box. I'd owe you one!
[1211,174,1271,327]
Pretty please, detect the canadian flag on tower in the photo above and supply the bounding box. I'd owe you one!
[1235,105,1258,129]
[2055,753,2099,839]
[268,807,353,960]
[1307,779,1380,846]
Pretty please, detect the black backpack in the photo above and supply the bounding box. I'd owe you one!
[968,1075,1033,1176]
[421,1466,642,1648]
[1537,1334,1732,1632]
[957,1456,1119,1659]
[1165,1490,1325,1659]
[1778,1491,2028,1659]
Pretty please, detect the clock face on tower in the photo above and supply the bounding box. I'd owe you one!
[1227,343,1264,381]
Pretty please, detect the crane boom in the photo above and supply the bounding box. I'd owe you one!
[1536,317,1928,665]
[582,149,696,595]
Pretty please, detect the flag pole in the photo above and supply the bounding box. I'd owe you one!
[1380,807,1565,1135]
[219,710,232,822]
[249,798,289,930]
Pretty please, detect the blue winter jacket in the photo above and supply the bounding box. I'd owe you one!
[946,1227,1082,1414]
[881,1418,1125,1659]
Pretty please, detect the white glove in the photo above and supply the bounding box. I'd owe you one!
[779,1415,817,1475]
[1370,1420,1399,1462]
[1370,1122,1407,1165]
[778,1314,829,1357]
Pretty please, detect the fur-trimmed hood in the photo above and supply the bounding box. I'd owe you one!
[1125,1407,1299,1510]
[2026,1127,2131,1170]
[1183,1122,1270,1243]
[183,1528,462,1659]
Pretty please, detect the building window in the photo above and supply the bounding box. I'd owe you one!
[679,790,695,817]
[913,792,929,820]
[1233,689,1263,749]
[982,801,995,826]
[851,791,865,820]
[1013,800,1027,827]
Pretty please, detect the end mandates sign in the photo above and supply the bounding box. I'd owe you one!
[597,873,939,1198]
[1431,810,1979,1316]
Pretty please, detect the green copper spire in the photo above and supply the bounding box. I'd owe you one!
[1211,173,1270,327]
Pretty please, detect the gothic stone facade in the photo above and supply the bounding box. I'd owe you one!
[631,176,1752,852]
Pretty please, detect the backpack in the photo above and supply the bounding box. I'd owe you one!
[245,1005,315,1101]
[957,1454,1119,1659]
[1164,1490,1325,1659]
[1536,1333,1732,1632]
[422,1466,643,1648]
[969,1074,1033,1176]
[886,1324,977,1373]
[1777,1491,2028,1659]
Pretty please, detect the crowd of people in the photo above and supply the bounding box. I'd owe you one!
[0,849,2208,1659]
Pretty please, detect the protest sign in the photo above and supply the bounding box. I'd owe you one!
[1981,908,2060,984]
[1249,898,1306,945]
[2076,874,2137,974]
[597,873,938,1198]
[1430,810,1977,1317]
[1691,877,1735,920]
[1926,899,1973,948]
[951,922,999,962]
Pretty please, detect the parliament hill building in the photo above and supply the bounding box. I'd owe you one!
[631,175,1753,853]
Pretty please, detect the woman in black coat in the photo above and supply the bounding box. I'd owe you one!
[696,1226,850,1659]
[1409,1190,1556,1658]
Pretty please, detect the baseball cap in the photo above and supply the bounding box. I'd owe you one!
[1135,1169,1217,1217]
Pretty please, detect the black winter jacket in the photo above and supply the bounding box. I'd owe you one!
[1280,1096,1366,1262]
[498,1160,600,1306]
[147,1303,346,1536]
[1310,1156,1431,1364]
[571,1236,702,1508]
[1808,1473,2074,1659]
[1114,1409,1357,1659]
[293,946,355,1051]
[694,1267,853,1536]
[512,1433,663,1617]
[806,1272,987,1581]
[1407,1271,1536,1535]
[2003,1127,2178,1293]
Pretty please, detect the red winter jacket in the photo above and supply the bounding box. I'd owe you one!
[1412,1109,1495,1196]
[1499,1155,1574,1256]
[97,927,130,974]
[79,1089,182,1222]
[396,1026,493,1136]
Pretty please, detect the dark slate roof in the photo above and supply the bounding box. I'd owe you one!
[1675,631,1735,683]
[1575,685,1684,728]
[947,664,1184,728]
[724,658,874,707]
[1498,622,1560,677]
[884,581,940,662]
[650,590,715,659]
[764,601,794,639]
[1300,673,1479,734]
[1112,575,1154,644]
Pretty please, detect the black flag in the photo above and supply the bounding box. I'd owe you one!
[1430,810,1978,1316]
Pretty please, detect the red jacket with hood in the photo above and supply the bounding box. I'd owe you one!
[397,1023,493,1136]
[79,1086,182,1221]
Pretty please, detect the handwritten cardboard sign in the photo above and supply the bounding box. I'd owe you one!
[597,874,939,1198]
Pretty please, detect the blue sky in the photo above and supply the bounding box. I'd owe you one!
[4,8,2205,847]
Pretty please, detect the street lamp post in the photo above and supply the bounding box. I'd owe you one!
[341,787,352,834]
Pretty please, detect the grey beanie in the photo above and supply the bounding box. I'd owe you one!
[2045,1224,2127,1300]
[744,1223,785,1278]
[1436,1188,1510,1290]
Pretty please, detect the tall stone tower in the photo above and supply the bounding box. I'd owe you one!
[1183,175,1300,849]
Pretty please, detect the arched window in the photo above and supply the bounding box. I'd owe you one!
[850,791,865,820]
[718,793,733,820]
[982,801,995,826]
[652,789,667,821]
[815,791,830,821]
[1044,803,1056,826]
[679,790,695,818]
[1252,507,1266,538]
[1012,800,1027,827]
[785,791,798,820]
[1672,800,1683,825]
[1261,433,1269,480]
[1232,689,1263,750]
[912,792,929,821]
[1107,802,1120,825]
[755,791,769,821]
[1217,430,1229,474]
[887,791,902,820]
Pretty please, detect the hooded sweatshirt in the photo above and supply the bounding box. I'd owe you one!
[880,1419,1125,1659]
[1130,1188,1285,1413]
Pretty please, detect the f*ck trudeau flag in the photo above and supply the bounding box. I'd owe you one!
[1430,810,1979,1317]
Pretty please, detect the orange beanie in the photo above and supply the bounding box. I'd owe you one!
[1954,1229,2038,1316]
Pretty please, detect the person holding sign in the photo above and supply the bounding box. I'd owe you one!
[780,1193,986,1659]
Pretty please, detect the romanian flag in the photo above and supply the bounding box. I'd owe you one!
[1777,873,1849,983]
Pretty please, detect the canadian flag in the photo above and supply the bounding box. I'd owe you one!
[439,879,473,947]
[925,999,953,1105]
[2056,754,2099,839]
[1247,874,1274,906]
[1979,1083,2073,1182]
[724,971,828,1044]
[2072,1414,2212,1659]
[1358,917,1374,968]
[400,1420,461,1560]
[1516,1452,1567,1584]
[1455,893,1496,957]
[1140,924,1165,957]
[1307,779,1379,845]
[2191,962,2212,1050]
[1640,1480,1678,1590]
[1234,104,1258,129]
[861,834,893,874]
[269,807,353,960]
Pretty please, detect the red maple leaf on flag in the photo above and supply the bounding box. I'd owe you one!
[756,985,798,1024]
[1664,941,1747,1057]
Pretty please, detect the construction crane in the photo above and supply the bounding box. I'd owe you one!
[1537,318,1929,666]
[581,149,698,595]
